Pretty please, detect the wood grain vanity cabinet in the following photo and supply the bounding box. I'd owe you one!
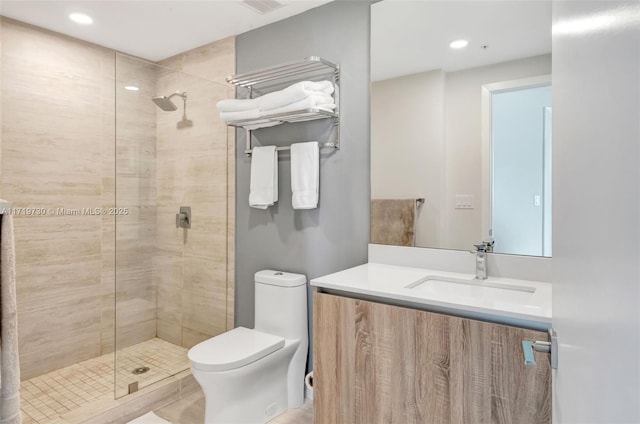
[313,291,551,424]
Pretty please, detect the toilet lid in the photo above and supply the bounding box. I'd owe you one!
[188,327,285,372]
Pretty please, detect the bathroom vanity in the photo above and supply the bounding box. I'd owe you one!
[311,263,552,424]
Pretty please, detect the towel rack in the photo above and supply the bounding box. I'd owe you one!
[225,56,340,157]
[244,141,338,155]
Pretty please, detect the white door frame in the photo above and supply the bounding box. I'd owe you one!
[480,75,552,246]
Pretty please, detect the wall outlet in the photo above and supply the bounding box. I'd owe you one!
[455,195,474,209]
[534,194,542,207]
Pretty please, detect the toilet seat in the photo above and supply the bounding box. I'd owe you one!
[188,327,285,372]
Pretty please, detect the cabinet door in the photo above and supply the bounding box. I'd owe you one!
[313,292,551,424]
[448,317,552,424]
[313,290,357,423]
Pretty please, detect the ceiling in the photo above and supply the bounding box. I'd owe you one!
[0,0,333,61]
[0,0,553,79]
[371,0,552,81]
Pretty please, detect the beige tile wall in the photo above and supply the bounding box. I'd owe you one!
[1,18,113,379]
[156,38,236,347]
[1,18,235,379]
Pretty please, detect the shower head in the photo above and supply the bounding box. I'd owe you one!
[152,92,187,111]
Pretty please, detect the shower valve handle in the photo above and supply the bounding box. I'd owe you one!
[176,206,191,229]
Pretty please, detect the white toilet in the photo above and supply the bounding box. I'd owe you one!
[188,270,308,424]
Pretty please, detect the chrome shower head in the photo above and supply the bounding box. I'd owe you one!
[152,96,177,111]
[152,92,187,111]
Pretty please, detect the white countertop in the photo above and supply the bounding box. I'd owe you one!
[311,263,552,329]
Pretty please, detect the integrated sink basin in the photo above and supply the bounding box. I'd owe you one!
[405,275,538,306]
[406,275,537,293]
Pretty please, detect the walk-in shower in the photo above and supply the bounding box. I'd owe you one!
[2,37,233,422]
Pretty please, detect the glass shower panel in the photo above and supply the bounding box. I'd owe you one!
[114,53,231,398]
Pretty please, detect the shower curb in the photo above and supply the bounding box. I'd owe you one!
[60,370,197,424]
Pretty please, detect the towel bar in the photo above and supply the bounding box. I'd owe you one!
[244,141,338,156]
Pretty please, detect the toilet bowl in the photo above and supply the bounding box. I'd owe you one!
[188,270,308,424]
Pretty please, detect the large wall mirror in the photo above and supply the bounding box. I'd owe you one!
[370,0,552,257]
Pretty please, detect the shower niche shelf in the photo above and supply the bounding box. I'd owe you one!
[225,56,340,156]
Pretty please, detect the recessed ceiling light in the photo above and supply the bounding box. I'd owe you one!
[449,39,469,49]
[124,86,139,91]
[69,13,93,25]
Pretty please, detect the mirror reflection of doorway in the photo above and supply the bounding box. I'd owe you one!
[490,83,552,256]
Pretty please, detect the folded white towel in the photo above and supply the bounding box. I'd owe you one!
[217,98,259,113]
[264,96,335,116]
[250,146,278,209]
[291,142,319,210]
[219,109,261,122]
[258,80,334,111]
[260,93,334,113]
[243,120,283,131]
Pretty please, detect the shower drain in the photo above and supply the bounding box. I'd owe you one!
[131,366,150,375]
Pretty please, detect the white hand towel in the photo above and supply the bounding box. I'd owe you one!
[216,98,259,113]
[249,146,278,209]
[291,142,319,210]
[258,80,334,111]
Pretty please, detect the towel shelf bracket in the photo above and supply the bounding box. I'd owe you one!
[225,56,340,157]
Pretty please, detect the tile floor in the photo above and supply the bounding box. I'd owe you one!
[155,391,314,424]
[21,338,189,424]
[114,338,189,398]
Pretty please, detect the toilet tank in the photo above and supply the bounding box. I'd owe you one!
[254,270,308,341]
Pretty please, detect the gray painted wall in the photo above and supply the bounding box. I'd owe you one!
[235,0,372,369]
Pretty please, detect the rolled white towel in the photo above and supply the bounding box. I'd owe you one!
[217,98,259,113]
[258,80,334,111]
[219,109,261,123]
[261,93,333,112]
[262,96,335,116]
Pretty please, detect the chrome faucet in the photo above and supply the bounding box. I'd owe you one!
[472,240,494,280]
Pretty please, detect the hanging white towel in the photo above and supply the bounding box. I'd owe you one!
[291,142,319,210]
[249,146,278,209]
[0,207,21,424]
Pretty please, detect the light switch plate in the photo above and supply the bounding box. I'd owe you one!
[455,195,474,209]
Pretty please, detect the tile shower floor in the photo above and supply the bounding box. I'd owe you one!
[20,338,189,424]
